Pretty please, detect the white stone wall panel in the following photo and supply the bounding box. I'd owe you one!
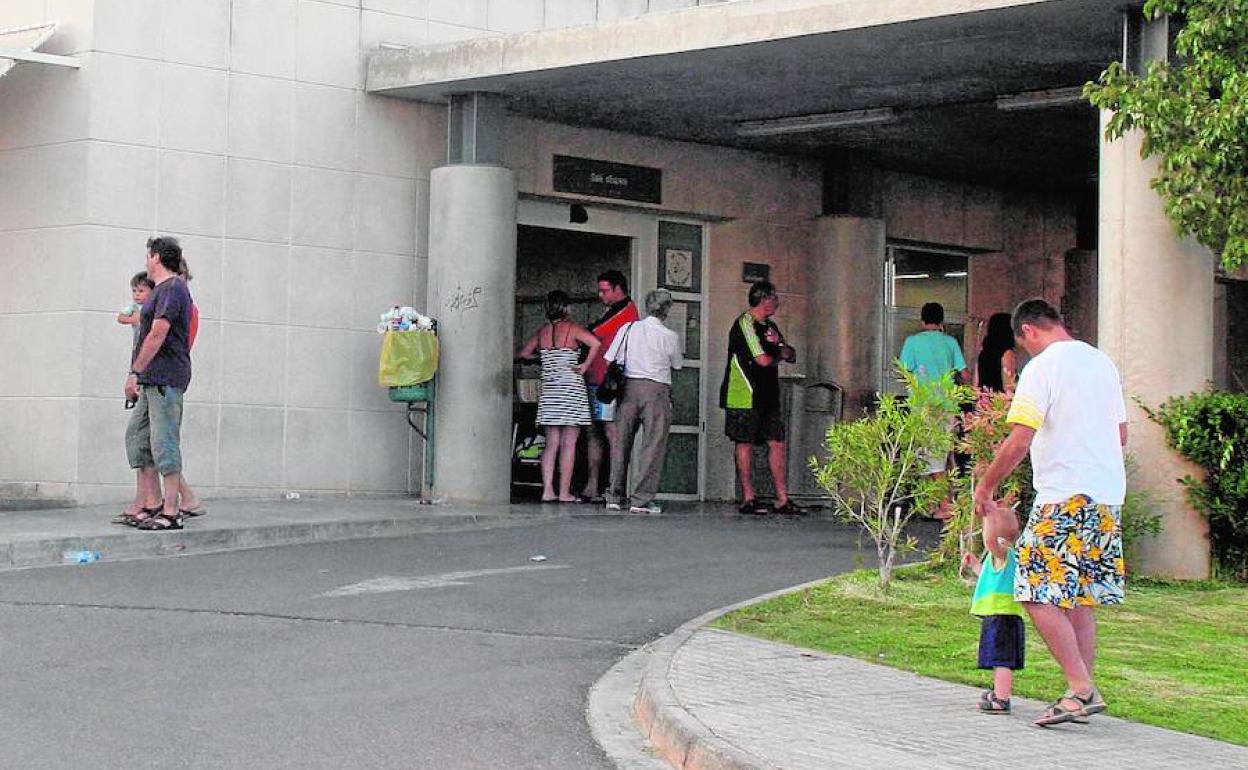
[221,239,291,324]
[487,0,544,33]
[161,0,232,69]
[224,158,292,242]
[354,175,417,255]
[427,0,487,29]
[292,166,358,250]
[230,0,298,78]
[286,327,352,409]
[156,151,227,237]
[217,405,285,487]
[227,74,295,164]
[360,9,431,50]
[91,0,162,59]
[85,53,161,146]
[284,408,350,489]
[293,83,358,172]
[220,322,288,406]
[159,64,230,156]
[296,0,362,88]
[86,141,158,229]
[289,246,355,328]
[347,408,412,491]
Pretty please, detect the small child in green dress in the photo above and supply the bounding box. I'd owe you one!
[965,503,1025,713]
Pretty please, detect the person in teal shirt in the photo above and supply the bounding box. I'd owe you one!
[900,303,970,507]
[899,302,969,385]
[965,504,1026,714]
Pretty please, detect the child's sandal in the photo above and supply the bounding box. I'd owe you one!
[978,690,1011,714]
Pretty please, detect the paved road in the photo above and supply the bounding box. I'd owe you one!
[0,514,879,769]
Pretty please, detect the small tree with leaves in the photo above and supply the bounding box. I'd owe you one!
[1085,0,1248,271]
[811,368,963,591]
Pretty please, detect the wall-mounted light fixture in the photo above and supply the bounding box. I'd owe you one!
[736,107,896,137]
[995,86,1086,111]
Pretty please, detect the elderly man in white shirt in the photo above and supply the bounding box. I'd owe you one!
[603,289,684,514]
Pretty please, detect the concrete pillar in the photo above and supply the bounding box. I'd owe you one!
[1098,15,1214,578]
[809,216,886,418]
[427,164,518,504]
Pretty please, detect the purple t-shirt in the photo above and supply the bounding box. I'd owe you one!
[135,277,193,391]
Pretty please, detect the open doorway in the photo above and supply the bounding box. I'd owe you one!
[511,225,631,500]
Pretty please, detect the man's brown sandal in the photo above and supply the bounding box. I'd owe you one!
[1034,688,1105,727]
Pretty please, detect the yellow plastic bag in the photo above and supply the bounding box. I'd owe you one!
[378,330,439,387]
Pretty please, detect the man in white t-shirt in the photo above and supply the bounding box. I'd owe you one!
[973,298,1127,728]
[603,289,684,515]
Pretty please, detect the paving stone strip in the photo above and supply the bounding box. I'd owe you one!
[628,599,1248,770]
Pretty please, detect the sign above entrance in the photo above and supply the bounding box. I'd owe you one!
[552,155,662,204]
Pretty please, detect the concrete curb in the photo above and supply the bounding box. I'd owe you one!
[0,512,563,572]
[624,576,838,768]
[627,577,833,770]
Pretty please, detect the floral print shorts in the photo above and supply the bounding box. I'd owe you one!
[1015,494,1125,608]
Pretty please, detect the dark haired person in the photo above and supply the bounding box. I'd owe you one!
[122,236,195,530]
[581,270,639,502]
[974,298,1127,727]
[719,281,801,515]
[975,312,1018,394]
[516,290,601,502]
[900,301,969,517]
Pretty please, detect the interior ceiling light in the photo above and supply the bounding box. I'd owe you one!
[736,107,896,137]
[894,273,930,280]
[943,271,968,278]
[995,86,1086,111]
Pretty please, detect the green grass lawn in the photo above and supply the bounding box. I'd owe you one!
[714,566,1248,745]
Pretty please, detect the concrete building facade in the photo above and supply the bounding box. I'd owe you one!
[0,0,1230,576]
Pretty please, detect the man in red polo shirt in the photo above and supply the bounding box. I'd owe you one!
[581,270,639,502]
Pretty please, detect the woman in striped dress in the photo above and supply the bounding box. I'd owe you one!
[516,291,601,502]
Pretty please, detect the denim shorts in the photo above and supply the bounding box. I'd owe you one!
[587,385,616,422]
[125,384,185,475]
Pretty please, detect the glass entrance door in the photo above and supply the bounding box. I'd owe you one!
[882,244,971,393]
[654,220,706,499]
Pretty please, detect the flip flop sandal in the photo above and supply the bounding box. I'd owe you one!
[978,690,1011,714]
[773,501,807,515]
[179,506,208,517]
[113,507,159,526]
[137,513,184,531]
[739,500,771,515]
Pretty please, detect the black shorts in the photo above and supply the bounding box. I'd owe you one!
[725,408,786,445]
[977,615,1026,670]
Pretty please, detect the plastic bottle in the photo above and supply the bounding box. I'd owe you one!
[63,550,100,564]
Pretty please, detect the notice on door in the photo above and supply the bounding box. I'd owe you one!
[553,155,662,204]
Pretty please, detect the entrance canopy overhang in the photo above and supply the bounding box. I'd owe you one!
[0,22,77,79]
[368,0,1122,189]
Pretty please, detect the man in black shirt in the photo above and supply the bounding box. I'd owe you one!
[719,281,801,515]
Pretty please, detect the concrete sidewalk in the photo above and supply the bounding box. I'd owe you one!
[0,495,564,571]
[621,589,1248,770]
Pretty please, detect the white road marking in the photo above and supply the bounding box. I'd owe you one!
[320,564,571,597]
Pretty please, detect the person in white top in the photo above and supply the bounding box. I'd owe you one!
[973,298,1128,728]
[602,289,683,514]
